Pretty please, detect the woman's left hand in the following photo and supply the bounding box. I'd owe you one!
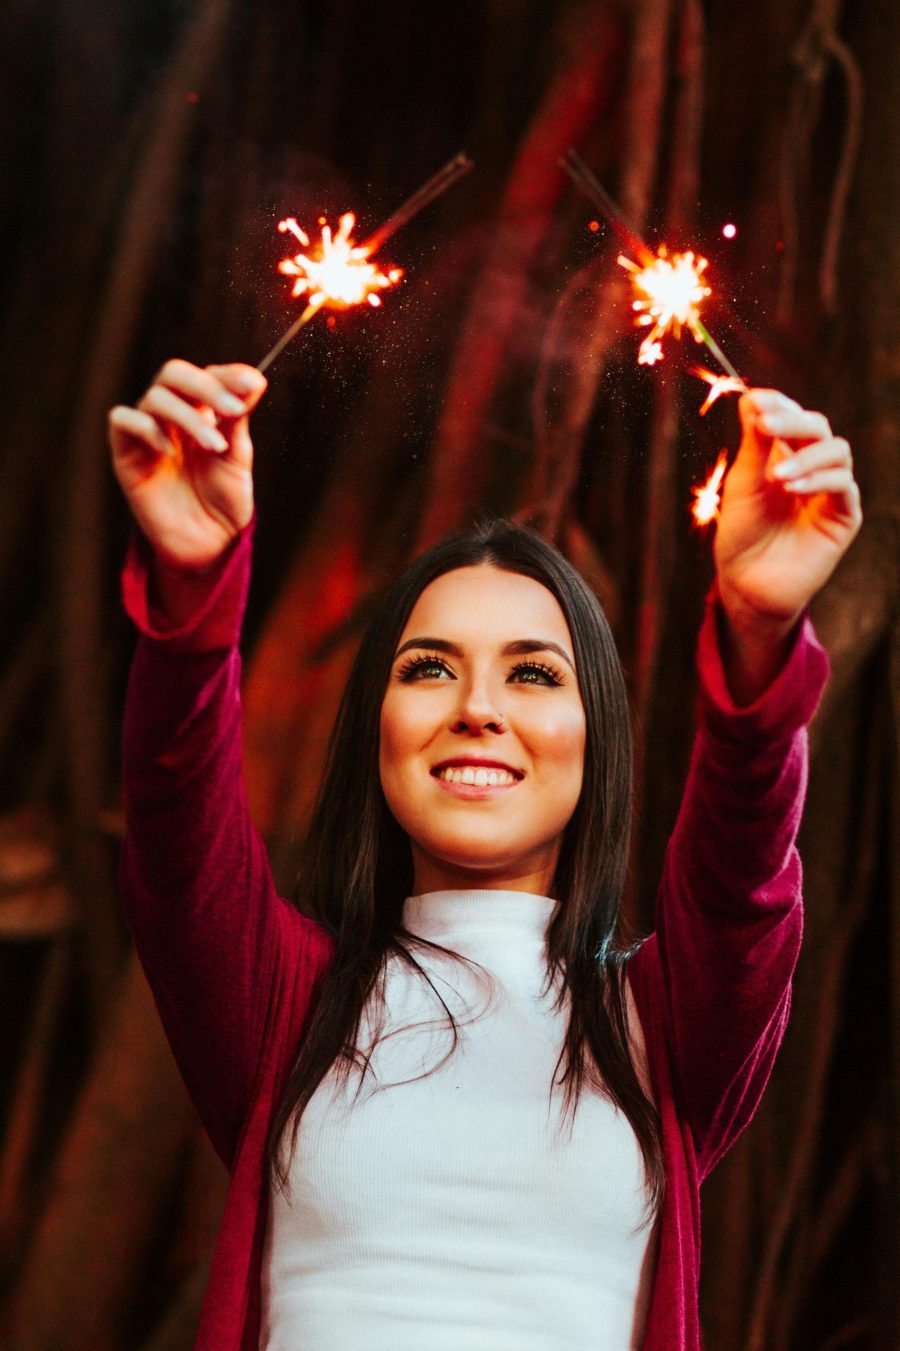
[714,388,863,630]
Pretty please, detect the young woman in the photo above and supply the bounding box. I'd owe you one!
[110,359,861,1350]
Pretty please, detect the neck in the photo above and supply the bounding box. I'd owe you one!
[411,853,558,899]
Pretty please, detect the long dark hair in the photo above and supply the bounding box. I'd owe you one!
[267,518,665,1217]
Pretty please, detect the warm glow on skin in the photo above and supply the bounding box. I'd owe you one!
[379,565,587,898]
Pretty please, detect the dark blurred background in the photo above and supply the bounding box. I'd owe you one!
[0,1,896,1347]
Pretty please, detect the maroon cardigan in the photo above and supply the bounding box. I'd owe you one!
[119,525,829,1350]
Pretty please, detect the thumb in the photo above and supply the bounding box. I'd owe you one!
[737,388,798,484]
[737,390,776,458]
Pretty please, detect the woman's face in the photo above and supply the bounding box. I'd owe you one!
[379,564,587,896]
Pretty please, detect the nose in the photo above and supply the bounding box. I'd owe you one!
[449,684,507,735]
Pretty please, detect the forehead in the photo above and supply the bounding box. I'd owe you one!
[399,564,574,649]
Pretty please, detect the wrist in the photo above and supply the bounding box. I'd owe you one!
[715,578,803,643]
[714,583,804,706]
[149,533,246,630]
[149,560,218,631]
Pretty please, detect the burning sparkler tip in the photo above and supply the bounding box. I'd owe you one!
[691,450,729,526]
[617,246,714,367]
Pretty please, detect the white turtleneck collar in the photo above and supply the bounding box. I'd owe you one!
[402,888,559,944]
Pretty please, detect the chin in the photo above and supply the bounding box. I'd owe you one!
[413,831,554,880]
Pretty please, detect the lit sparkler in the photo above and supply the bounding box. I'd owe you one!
[560,149,745,385]
[257,152,473,373]
[619,248,711,366]
[277,212,402,311]
[561,150,754,532]
[691,449,729,526]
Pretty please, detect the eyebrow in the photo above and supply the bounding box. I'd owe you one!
[393,636,576,672]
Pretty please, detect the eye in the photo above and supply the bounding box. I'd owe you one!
[508,660,565,686]
[396,653,455,682]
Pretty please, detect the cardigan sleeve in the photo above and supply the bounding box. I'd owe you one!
[118,523,333,1169]
[630,582,830,1182]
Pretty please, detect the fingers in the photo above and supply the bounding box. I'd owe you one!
[138,384,229,452]
[777,464,862,525]
[153,358,249,419]
[769,433,862,526]
[137,359,268,451]
[771,436,852,486]
[740,389,831,445]
[109,359,267,481]
[781,466,855,497]
[737,388,863,528]
[108,405,178,460]
[205,363,267,415]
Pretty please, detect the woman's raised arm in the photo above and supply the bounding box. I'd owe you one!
[629,389,861,1179]
[111,361,333,1169]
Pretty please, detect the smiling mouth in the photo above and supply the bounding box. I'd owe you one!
[434,765,518,787]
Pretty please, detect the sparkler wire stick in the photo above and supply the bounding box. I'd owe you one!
[362,152,473,253]
[256,301,320,375]
[693,319,744,384]
[561,148,745,387]
[256,152,473,374]
[560,151,653,264]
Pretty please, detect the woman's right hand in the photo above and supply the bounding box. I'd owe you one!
[109,360,267,570]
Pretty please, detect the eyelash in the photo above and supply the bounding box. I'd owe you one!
[396,653,565,686]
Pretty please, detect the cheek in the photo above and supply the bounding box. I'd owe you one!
[379,693,436,783]
[378,696,444,839]
[527,705,587,782]
[378,704,400,788]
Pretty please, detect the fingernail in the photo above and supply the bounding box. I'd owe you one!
[233,371,264,393]
[784,477,808,491]
[202,427,229,451]
[772,461,792,478]
[219,394,246,416]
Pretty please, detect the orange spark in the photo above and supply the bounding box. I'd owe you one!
[619,246,711,365]
[692,450,729,526]
[277,212,403,316]
[692,366,746,415]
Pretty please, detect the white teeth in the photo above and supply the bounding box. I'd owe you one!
[437,766,517,786]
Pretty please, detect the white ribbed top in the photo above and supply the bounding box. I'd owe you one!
[260,889,658,1350]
